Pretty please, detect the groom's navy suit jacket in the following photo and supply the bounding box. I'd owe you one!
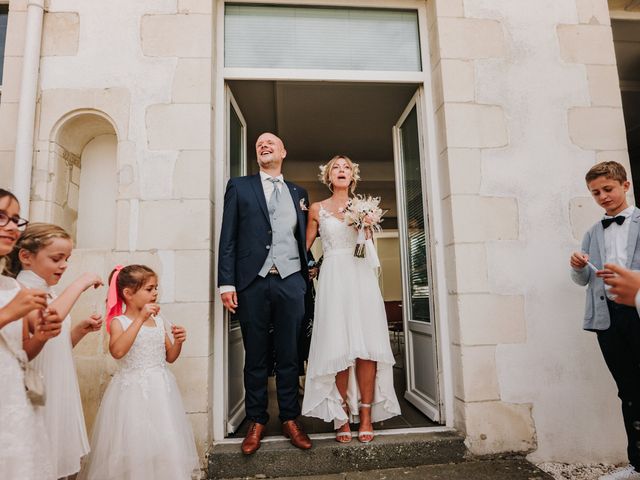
[218,173,309,292]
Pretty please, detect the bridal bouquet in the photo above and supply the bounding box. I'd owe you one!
[343,194,387,258]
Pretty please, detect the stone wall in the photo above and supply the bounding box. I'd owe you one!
[431,0,631,464]
[0,0,215,462]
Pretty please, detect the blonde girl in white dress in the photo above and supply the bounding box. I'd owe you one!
[78,264,200,480]
[0,189,63,480]
[301,156,401,443]
[11,223,104,479]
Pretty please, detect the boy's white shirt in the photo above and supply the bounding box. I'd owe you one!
[577,204,640,314]
[603,206,635,299]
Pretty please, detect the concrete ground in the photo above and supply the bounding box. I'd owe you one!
[221,457,554,480]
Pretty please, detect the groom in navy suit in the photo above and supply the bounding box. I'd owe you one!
[218,132,312,454]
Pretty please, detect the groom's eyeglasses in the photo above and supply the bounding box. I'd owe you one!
[0,210,29,230]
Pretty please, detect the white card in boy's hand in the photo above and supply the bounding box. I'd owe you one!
[586,261,599,273]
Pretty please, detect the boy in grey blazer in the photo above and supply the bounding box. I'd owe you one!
[570,161,640,480]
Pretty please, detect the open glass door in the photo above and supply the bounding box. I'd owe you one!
[225,85,247,434]
[392,88,440,421]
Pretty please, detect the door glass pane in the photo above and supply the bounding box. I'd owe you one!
[400,106,430,323]
[225,4,421,72]
[228,103,244,330]
[229,106,243,178]
[0,5,9,85]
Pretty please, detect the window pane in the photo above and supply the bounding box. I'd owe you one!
[400,106,430,323]
[0,5,8,85]
[225,4,421,72]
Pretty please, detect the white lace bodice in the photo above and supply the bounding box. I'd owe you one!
[318,205,358,255]
[114,316,167,373]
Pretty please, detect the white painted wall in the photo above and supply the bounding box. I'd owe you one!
[463,0,626,464]
[76,134,117,248]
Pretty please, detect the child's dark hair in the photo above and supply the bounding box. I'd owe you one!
[109,265,157,301]
[0,188,18,204]
[0,189,20,275]
[585,161,628,184]
[7,223,71,277]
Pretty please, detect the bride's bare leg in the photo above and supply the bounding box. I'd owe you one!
[335,368,351,442]
[355,359,376,442]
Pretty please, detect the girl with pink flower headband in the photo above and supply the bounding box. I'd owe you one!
[78,264,200,480]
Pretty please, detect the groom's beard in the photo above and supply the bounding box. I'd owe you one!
[258,155,281,170]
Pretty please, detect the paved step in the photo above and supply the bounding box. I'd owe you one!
[218,457,554,480]
[207,431,466,480]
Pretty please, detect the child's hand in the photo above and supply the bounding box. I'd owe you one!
[140,303,160,320]
[79,313,103,334]
[78,273,103,291]
[2,288,49,323]
[171,325,187,344]
[34,307,64,341]
[596,268,616,279]
[603,263,640,306]
[570,252,589,269]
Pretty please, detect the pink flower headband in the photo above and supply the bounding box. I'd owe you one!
[105,265,124,333]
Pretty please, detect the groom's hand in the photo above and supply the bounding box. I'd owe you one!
[221,292,238,314]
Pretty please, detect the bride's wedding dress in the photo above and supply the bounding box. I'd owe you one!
[302,206,401,428]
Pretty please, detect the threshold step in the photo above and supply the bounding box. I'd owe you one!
[207,430,466,480]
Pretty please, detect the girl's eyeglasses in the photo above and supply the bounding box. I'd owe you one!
[0,211,29,230]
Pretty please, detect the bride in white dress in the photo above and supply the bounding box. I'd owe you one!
[301,156,401,443]
[0,188,56,479]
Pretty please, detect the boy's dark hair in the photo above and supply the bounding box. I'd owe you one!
[109,264,157,300]
[585,161,628,184]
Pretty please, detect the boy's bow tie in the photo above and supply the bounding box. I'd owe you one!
[602,215,626,229]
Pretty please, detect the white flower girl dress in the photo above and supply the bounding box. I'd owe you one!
[17,269,90,477]
[0,275,54,479]
[78,314,200,480]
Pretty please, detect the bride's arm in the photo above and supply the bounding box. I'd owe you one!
[306,203,321,252]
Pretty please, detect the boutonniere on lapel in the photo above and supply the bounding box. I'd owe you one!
[299,198,308,211]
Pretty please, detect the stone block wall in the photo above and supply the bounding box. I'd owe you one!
[0,0,215,462]
[430,0,631,464]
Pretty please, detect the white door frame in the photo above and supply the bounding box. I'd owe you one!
[212,0,454,442]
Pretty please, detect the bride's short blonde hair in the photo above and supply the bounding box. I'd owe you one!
[318,155,360,193]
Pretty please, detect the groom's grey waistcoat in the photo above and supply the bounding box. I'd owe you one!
[571,207,640,331]
[258,183,301,278]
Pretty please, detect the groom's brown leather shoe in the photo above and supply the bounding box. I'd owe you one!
[282,419,312,450]
[241,422,265,455]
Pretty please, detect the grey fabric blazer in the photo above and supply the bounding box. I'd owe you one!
[571,207,640,331]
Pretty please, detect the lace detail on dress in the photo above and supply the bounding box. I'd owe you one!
[112,316,170,399]
[318,205,358,254]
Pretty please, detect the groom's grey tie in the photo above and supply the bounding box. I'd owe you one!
[268,177,281,216]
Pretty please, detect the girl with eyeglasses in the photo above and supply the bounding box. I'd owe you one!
[0,188,63,480]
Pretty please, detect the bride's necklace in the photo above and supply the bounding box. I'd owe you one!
[327,197,349,216]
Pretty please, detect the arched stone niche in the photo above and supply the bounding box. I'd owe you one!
[39,109,118,248]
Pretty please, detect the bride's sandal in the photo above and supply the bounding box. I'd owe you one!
[358,403,374,443]
[335,401,352,443]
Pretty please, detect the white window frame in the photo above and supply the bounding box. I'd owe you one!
[211,0,454,442]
